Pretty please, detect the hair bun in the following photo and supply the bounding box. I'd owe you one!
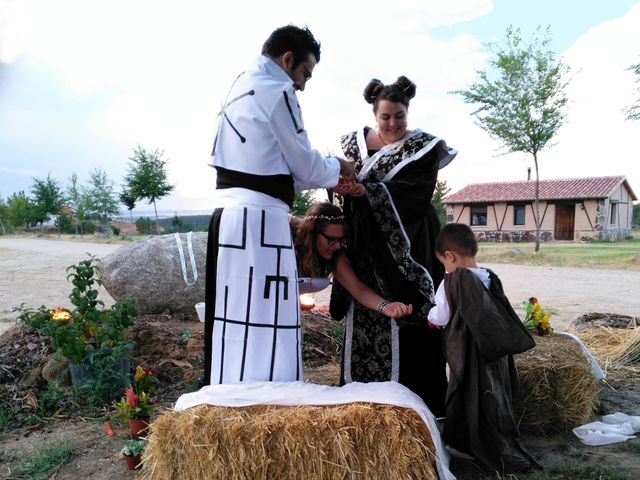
[393,76,416,99]
[363,78,384,104]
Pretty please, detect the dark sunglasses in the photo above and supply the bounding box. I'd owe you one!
[303,67,312,81]
[318,231,345,246]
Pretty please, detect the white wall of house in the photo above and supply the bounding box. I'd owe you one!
[602,184,634,229]
[446,191,633,242]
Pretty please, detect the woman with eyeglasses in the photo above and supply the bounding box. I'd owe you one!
[294,202,412,319]
[331,76,457,416]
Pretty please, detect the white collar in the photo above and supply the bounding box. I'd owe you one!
[255,55,294,88]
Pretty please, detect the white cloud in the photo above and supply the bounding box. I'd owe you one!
[3,0,639,210]
[0,166,39,177]
[427,3,640,196]
[0,0,33,63]
[532,4,640,189]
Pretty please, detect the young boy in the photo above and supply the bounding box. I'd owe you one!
[428,224,541,474]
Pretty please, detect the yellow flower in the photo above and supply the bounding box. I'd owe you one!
[134,366,146,382]
[523,297,553,336]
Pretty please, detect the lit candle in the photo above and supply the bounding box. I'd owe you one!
[50,307,72,321]
[299,293,315,311]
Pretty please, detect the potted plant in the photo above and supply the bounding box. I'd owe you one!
[122,438,146,470]
[114,366,158,437]
[17,255,137,400]
[522,297,553,336]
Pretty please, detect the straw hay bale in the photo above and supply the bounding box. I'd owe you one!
[513,334,599,433]
[575,326,640,370]
[140,402,437,480]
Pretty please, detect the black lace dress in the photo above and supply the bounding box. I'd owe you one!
[330,127,456,415]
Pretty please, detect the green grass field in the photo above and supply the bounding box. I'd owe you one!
[477,232,640,270]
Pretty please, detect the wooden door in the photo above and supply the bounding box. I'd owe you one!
[555,204,575,240]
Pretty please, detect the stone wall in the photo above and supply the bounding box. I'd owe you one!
[475,230,553,243]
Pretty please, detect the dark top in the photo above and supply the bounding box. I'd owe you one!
[443,268,540,474]
[216,166,294,208]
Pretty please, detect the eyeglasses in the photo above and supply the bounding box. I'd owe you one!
[303,67,312,81]
[318,231,345,246]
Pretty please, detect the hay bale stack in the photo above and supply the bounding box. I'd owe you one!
[141,402,437,480]
[572,312,637,330]
[575,326,640,370]
[513,334,599,433]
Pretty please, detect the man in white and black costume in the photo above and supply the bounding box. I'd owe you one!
[203,25,355,386]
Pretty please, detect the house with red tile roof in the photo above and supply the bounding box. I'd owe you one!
[443,176,637,242]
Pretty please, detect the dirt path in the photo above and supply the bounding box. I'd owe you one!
[0,237,121,332]
[314,263,640,331]
[476,263,639,330]
[2,237,639,333]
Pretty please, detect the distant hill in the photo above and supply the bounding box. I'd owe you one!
[157,214,210,231]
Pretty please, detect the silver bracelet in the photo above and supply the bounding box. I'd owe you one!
[377,299,390,313]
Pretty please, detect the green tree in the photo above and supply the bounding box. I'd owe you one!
[632,203,640,227]
[85,168,120,232]
[125,146,175,234]
[171,213,183,228]
[56,212,74,233]
[452,26,569,252]
[67,172,88,235]
[432,180,451,227]
[135,216,153,235]
[118,186,137,224]
[7,191,34,229]
[30,174,66,232]
[625,61,640,121]
[31,174,66,234]
[0,196,9,234]
[292,190,316,217]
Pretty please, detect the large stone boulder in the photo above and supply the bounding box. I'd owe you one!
[100,233,207,314]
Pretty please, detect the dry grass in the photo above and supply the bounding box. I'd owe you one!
[513,334,599,433]
[141,402,438,480]
[575,326,640,371]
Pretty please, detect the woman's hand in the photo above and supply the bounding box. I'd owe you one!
[382,302,413,318]
[349,183,366,196]
[334,177,366,196]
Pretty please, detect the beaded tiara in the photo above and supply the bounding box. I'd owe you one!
[304,214,344,222]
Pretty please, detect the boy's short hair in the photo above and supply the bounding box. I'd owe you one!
[435,223,478,257]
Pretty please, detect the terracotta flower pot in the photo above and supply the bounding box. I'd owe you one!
[124,454,142,470]
[129,417,150,437]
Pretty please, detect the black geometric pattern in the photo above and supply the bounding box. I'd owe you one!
[211,208,300,382]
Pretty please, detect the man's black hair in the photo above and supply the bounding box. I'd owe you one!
[262,25,321,68]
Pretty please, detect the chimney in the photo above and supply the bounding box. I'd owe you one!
[527,167,531,181]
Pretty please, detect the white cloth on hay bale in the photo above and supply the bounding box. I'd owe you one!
[556,332,606,380]
[175,380,455,480]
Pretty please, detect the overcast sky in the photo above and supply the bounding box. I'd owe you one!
[1,0,639,216]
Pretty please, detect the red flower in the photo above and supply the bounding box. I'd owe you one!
[125,386,139,407]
